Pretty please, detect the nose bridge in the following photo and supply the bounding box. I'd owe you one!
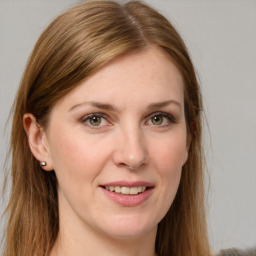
[113,123,148,169]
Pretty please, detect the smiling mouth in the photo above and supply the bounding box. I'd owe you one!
[103,186,147,195]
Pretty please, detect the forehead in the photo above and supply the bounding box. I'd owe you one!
[53,46,184,112]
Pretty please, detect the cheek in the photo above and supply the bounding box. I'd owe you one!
[150,133,187,196]
[150,133,188,172]
[47,128,109,211]
[48,126,113,188]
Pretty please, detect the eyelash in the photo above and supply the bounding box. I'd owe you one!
[81,112,176,129]
[81,113,109,129]
[146,112,176,127]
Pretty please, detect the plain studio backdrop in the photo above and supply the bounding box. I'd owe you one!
[0,0,255,253]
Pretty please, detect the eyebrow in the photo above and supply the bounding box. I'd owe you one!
[69,101,118,112]
[147,100,181,110]
[69,100,181,112]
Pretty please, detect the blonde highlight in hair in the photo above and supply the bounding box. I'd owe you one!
[3,1,211,256]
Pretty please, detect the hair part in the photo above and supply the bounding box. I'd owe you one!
[3,1,211,256]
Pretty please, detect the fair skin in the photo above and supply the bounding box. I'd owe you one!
[24,46,189,256]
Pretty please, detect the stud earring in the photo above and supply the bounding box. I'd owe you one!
[40,161,47,167]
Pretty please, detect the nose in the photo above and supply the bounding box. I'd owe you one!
[112,126,148,170]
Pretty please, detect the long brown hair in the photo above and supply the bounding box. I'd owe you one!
[3,1,211,256]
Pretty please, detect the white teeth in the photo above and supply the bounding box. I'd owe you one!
[105,186,147,195]
[130,187,138,195]
[121,187,130,194]
[115,186,121,193]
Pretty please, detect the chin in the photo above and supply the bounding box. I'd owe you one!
[94,213,158,240]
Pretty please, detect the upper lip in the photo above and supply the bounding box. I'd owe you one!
[101,180,154,188]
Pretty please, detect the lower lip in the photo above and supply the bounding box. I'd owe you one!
[101,187,153,207]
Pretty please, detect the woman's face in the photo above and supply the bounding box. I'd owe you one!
[44,46,188,240]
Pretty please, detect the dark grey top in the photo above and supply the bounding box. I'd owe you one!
[218,248,256,256]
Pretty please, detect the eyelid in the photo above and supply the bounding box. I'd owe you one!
[81,112,112,128]
[145,111,176,125]
[81,112,106,121]
[80,111,176,129]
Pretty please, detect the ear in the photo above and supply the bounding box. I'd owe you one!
[182,131,192,166]
[23,113,53,171]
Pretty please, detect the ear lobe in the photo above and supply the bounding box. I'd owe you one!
[182,132,191,166]
[182,149,189,166]
[186,132,192,151]
[23,113,53,171]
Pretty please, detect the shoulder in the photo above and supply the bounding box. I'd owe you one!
[218,248,256,256]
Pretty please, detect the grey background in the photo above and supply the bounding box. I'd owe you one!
[0,0,255,253]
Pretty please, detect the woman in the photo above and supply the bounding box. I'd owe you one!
[2,1,211,256]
